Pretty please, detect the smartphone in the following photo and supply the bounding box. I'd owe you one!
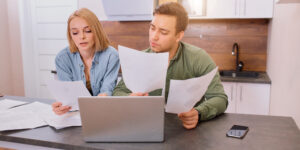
[226,125,249,139]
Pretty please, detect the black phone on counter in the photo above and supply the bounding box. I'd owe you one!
[226,125,249,139]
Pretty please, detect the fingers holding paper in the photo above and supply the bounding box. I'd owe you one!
[178,108,199,129]
[98,93,108,96]
[129,93,149,96]
[52,102,71,115]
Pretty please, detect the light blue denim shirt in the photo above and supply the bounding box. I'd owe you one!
[55,46,120,96]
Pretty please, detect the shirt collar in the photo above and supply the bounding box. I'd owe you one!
[75,50,100,67]
[171,41,183,61]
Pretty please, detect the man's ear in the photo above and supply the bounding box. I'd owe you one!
[176,31,184,43]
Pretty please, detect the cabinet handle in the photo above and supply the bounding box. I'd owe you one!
[231,86,233,101]
[240,86,243,101]
[235,0,237,16]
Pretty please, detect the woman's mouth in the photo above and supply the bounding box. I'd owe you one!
[80,42,88,47]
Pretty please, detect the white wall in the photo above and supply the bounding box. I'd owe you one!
[7,0,25,96]
[0,0,24,96]
[267,3,300,128]
[0,0,13,95]
[78,0,107,20]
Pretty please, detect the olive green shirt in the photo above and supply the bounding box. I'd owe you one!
[113,42,228,121]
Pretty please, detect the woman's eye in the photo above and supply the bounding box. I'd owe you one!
[85,30,92,33]
[72,32,78,35]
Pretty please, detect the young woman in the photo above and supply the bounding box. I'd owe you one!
[52,8,120,115]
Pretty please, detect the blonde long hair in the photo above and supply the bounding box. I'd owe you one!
[67,8,110,53]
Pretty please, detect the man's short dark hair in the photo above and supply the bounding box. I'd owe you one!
[153,2,188,33]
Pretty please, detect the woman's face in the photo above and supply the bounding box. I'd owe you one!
[69,17,95,52]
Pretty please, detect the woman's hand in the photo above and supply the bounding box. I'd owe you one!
[52,102,71,115]
[98,93,108,96]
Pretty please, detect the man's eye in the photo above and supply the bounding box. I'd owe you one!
[161,32,167,35]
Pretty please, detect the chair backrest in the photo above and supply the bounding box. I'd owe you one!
[51,70,58,80]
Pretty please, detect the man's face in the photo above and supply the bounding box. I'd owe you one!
[149,14,181,53]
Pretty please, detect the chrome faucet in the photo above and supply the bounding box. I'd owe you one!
[232,43,244,72]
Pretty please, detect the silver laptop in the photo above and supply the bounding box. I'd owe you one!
[78,96,165,142]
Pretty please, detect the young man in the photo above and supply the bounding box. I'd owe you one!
[113,2,228,129]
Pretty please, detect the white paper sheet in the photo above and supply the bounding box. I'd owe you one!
[166,67,218,114]
[11,101,81,130]
[0,99,28,111]
[41,111,82,130]
[46,80,91,110]
[0,110,47,131]
[10,101,51,112]
[118,45,169,93]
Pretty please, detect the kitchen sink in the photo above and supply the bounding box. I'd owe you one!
[219,70,259,78]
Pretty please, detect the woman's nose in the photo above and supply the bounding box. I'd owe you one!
[79,31,86,39]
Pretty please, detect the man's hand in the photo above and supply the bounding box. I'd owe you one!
[129,92,149,96]
[178,108,199,129]
[52,102,71,115]
[98,93,108,96]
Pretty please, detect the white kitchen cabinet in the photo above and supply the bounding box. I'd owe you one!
[206,0,274,18]
[222,82,270,115]
[240,0,274,18]
[206,0,238,18]
[102,0,154,21]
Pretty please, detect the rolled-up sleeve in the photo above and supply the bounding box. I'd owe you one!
[55,53,73,81]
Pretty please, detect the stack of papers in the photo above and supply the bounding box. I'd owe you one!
[0,100,82,131]
[0,110,47,131]
[41,111,81,130]
[0,99,28,110]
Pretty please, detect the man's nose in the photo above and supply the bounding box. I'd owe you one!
[152,31,159,41]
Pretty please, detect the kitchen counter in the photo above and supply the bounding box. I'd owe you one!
[220,72,271,84]
[0,96,299,150]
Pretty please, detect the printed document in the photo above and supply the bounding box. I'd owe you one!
[166,67,218,114]
[0,110,47,131]
[41,111,82,130]
[47,80,91,110]
[0,99,28,111]
[8,101,81,130]
[118,45,168,93]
